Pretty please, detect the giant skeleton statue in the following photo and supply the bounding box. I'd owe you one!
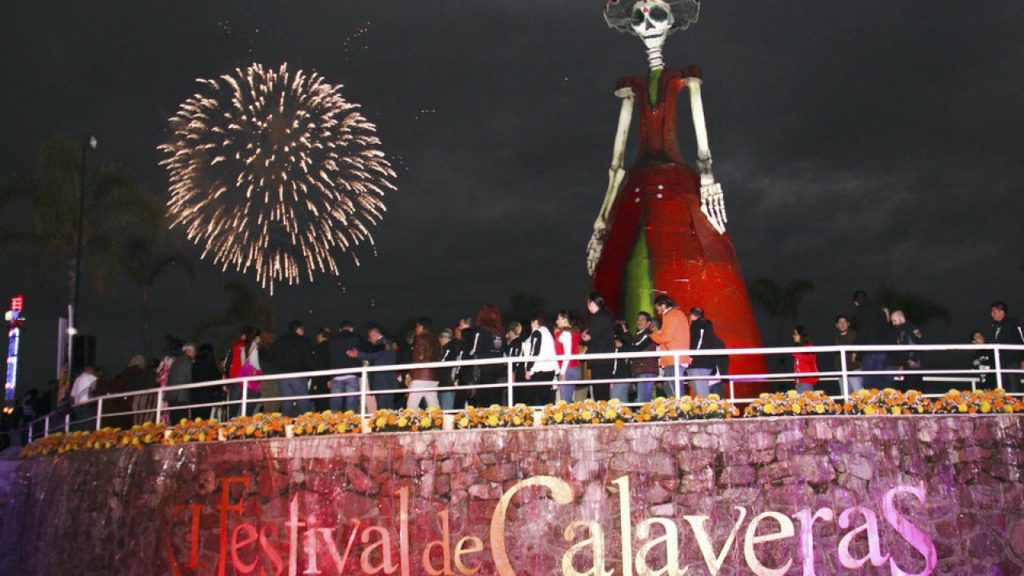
[588,0,768,382]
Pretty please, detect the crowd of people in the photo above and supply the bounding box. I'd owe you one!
[7,290,1023,440]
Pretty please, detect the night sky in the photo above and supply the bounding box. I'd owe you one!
[2,1,1022,389]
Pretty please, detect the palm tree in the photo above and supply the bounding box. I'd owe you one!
[0,135,162,310]
[118,230,196,359]
[748,277,816,342]
[875,283,950,326]
[195,282,275,349]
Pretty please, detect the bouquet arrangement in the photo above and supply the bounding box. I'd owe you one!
[223,413,291,440]
[119,421,169,448]
[635,394,737,422]
[456,404,534,429]
[743,390,841,417]
[292,410,363,436]
[542,399,634,427]
[165,418,221,445]
[368,407,444,433]
[842,388,929,416]
[930,388,1024,414]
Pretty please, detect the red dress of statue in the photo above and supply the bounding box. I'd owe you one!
[593,1,770,385]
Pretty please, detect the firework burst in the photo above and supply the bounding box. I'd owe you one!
[159,63,396,293]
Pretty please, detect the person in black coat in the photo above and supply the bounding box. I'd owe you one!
[328,321,365,412]
[310,326,332,412]
[190,344,224,419]
[272,321,315,416]
[991,301,1024,393]
[582,292,616,401]
[685,307,722,397]
[438,329,460,411]
[852,290,891,389]
[349,325,400,410]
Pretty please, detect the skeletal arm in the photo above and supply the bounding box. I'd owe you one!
[587,86,636,275]
[688,77,727,234]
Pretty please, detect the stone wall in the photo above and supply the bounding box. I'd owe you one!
[3,415,1023,575]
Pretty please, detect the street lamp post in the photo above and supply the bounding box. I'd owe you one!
[68,135,97,379]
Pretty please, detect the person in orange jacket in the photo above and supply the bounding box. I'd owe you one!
[651,294,691,397]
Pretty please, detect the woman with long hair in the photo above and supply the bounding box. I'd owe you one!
[467,303,506,406]
[791,326,819,393]
[554,311,582,403]
[228,327,262,416]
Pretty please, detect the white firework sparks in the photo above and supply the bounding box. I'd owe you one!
[159,63,396,293]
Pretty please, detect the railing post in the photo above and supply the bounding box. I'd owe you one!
[839,345,850,401]
[240,383,249,416]
[673,352,682,398]
[507,358,514,407]
[95,397,104,430]
[994,347,1004,391]
[359,369,368,417]
[44,415,50,438]
[64,412,70,433]
[155,389,164,423]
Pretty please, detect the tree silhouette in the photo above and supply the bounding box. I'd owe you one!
[748,277,816,343]
[0,135,161,309]
[195,282,275,350]
[874,283,950,326]
[118,229,196,359]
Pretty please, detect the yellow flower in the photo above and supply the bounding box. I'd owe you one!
[512,416,522,426]
[791,403,802,414]
[143,434,152,443]
[581,411,592,421]
[459,417,470,428]
[980,401,992,414]
[786,389,798,399]
[680,403,693,413]
[814,404,826,415]
[891,406,902,415]
[957,404,968,413]
[553,412,564,423]
[397,417,408,427]
[763,403,776,415]
[864,405,877,416]
[655,404,667,417]
[707,402,719,413]
[604,409,617,420]
[420,416,432,428]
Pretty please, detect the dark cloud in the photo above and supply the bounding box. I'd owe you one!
[1,1,1021,384]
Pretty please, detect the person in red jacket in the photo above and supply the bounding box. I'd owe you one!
[792,326,820,393]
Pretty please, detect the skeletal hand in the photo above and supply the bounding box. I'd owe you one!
[700,182,728,234]
[586,223,607,276]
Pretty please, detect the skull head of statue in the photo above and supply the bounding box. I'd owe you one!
[629,0,675,51]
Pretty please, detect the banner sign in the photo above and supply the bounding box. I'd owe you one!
[6,416,1024,575]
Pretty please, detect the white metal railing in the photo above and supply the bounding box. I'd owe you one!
[19,342,1024,441]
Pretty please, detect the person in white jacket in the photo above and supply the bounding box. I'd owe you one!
[523,313,558,406]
